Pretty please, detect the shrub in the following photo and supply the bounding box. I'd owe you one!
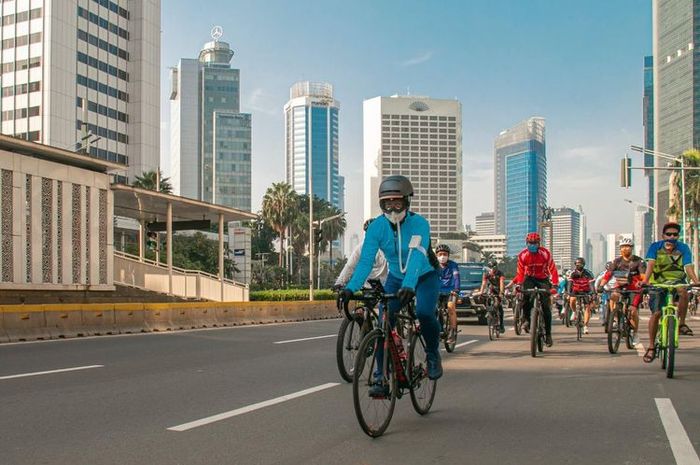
[250,289,335,301]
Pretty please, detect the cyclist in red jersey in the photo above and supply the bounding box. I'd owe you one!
[513,232,559,346]
[567,257,596,334]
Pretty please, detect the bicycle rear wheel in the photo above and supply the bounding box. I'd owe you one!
[576,308,583,340]
[409,331,437,415]
[564,302,571,327]
[352,329,397,437]
[337,317,362,382]
[624,312,635,350]
[487,311,495,341]
[666,317,676,379]
[607,308,621,354]
[530,306,540,358]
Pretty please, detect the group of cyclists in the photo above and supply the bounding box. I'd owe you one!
[335,174,700,394]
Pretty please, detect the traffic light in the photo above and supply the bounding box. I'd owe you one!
[314,226,323,245]
[620,156,632,188]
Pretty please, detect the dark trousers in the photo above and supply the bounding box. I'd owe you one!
[522,277,552,336]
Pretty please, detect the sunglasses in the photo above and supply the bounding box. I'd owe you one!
[526,241,539,245]
[664,232,679,237]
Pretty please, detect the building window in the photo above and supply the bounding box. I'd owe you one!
[77,74,129,102]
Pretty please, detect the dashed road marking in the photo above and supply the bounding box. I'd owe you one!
[274,334,336,344]
[168,383,341,432]
[655,398,700,465]
[0,365,104,380]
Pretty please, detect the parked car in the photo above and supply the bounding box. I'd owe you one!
[455,262,488,324]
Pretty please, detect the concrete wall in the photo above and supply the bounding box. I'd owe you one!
[0,150,114,290]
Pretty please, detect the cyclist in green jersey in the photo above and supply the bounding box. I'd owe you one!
[642,222,700,362]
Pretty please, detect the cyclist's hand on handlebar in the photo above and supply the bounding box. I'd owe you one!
[331,283,343,292]
[596,286,604,294]
[397,287,415,306]
[336,288,354,310]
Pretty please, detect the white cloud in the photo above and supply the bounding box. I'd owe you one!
[400,51,433,67]
[243,87,278,116]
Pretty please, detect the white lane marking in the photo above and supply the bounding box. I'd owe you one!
[454,339,478,349]
[273,334,336,344]
[168,382,341,432]
[0,364,104,380]
[655,398,700,465]
[690,316,700,321]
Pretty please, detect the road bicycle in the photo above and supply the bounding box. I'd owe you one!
[483,292,502,341]
[509,287,525,335]
[344,286,437,437]
[645,283,700,379]
[436,292,457,352]
[603,288,639,354]
[335,280,382,383]
[522,287,551,358]
[571,292,593,341]
[689,288,699,317]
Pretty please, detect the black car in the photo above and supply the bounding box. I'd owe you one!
[455,262,489,324]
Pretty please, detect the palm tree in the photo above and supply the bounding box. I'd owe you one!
[132,170,172,194]
[261,182,297,267]
[668,149,700,272]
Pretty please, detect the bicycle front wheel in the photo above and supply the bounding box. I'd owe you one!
[666,317,676,379]
[337,317,362,383]
[530,307,540,358]
[409,331,437,415]
[514,302,522,335]
[624,312,635,350]
[487,311,495,341]
[352,329,397,437]
[607,309,621,354]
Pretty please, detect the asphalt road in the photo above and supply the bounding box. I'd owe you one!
[1,310,700,465]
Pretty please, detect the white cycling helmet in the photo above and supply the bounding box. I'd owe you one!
[619,237,634,247]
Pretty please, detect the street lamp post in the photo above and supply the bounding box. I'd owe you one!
[314,212,346,290]
[630,145,687,242]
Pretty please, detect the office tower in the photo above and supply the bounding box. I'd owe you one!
[363,95,462,237]
[169,29,251,210]
[653,1,699,235]
[494,117,546,255]
[284,81,340,208]
[0,0,160,182]
[634,205,647,257]
[551,207,581,271]
[475,211,495,235]
[469,234,507,261]
[589,233,607,274]
[643,55,655,249]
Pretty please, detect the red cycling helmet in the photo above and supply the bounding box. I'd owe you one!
[525,232,541,243]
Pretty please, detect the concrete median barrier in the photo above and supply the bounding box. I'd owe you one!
[113,304,147,334]
[2,305,51,341]
[0,300,339,343]
[44,305,84,339]
[81,304,117,336]
[143,304,174,332]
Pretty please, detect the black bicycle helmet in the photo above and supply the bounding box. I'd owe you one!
[435,244,451,255]
[487,259,498,269]
[378,175,414,199]
[575,257,585,265]
[662,222,681,234]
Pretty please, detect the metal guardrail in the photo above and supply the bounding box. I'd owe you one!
[114,250,248,288]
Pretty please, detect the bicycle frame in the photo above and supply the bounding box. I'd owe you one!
[657,288,680,350]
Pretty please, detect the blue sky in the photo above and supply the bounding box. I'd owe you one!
[160,0,651,246]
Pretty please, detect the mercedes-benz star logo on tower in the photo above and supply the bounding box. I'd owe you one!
[211,26,223,41]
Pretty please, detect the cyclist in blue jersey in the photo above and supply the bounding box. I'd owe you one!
[436,244,460,344]
[338,175,442,396]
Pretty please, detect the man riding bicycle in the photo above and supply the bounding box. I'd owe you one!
[334,218,388,290]
[512,232,559,347]
[596,237,644,345]
[567,257,595,334]
[338,175,443,394]
[435,244,460,344]
[642,222,700,362]
[478,259,506,333]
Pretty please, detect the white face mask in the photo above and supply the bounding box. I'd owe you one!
[384,210,406,224]
[438,255,448,264]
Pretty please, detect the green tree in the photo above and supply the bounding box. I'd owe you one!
[261,182,297,267]
[320,205,346,267]
[132,170,172,193]
[668,149,700,271]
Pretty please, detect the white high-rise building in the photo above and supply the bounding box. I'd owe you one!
[475,211,495,236]
[606,232,634,263]
[589,233,607,274]
[578,205,587,259]
[469,234,506,261]
[363,95,462,237]
[551,207,581,271]
[633,206,646,257]
[0,0,160,183]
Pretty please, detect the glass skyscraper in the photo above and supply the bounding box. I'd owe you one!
[643,55,654,250]
[169,33,251,210]
[494,117,547,256]
[284,82,340,208]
